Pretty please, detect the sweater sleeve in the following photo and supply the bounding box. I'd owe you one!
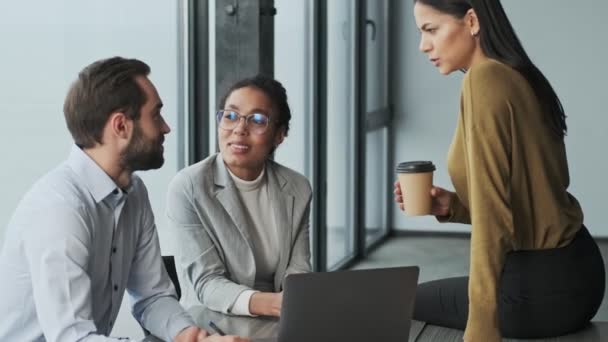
[436,192,471,224]
[461,63,515,342]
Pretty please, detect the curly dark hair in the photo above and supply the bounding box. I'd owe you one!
[219,74,292,137]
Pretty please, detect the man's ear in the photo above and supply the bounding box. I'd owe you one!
[108,112,132,140]
[466,8,480,36]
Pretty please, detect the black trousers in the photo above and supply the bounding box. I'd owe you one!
[414,226,606,338]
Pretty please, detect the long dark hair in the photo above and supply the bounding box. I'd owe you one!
[414,0,567,139]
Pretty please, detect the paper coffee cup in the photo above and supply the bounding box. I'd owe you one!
[396,161,436,216]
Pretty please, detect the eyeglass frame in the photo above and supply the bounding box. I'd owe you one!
[215,109,279,135]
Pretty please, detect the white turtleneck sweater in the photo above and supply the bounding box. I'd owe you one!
[227,166,280,316]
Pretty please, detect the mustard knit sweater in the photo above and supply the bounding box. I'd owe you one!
[442,59,583,341]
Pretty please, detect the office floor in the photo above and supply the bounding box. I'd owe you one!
[351,234,608,341]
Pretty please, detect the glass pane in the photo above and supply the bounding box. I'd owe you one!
[326,0,356,269]
[366,0,389,111]
[274,0,315,266]
[0,1,186,338]
[364,0,390,245]
[365,128,389,245]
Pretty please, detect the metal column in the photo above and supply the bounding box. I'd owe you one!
[215,0,275,105]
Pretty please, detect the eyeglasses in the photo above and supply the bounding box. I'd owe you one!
[216,109,272,135]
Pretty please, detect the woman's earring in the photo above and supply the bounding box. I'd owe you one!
[471,30,479,37]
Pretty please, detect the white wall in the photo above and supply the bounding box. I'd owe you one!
[391,0,608,236]
[0,0,187,338]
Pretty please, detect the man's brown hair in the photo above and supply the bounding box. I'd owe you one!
[63,57,151,148]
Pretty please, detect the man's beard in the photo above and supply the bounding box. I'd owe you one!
[120,124,165,172]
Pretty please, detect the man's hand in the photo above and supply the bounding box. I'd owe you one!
[199,335,250,342]
[175,326,204,342]
[249,291,283,317]
[175,326,250,342]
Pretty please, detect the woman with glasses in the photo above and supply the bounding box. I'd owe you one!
[166,75,312,318]
[394,0,604,341]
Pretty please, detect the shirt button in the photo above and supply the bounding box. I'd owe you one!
[112,247,117,253]
[112,189,119,195]
[114,284,118,291]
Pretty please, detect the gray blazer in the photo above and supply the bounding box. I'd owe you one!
[166,153,312,314]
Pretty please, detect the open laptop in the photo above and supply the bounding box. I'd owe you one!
[256,266,419,342]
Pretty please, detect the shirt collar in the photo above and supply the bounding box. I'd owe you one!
[66,145,131,203]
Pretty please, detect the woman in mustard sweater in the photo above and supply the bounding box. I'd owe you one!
[394,0,605,340]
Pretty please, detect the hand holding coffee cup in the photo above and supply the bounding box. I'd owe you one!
[394,161,452,216]
[394,181,453,217]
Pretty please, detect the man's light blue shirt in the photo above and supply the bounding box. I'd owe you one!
[0,146,194,341]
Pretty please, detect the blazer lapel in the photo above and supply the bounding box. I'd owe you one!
[267,162,294,291]
[213,157,255,251]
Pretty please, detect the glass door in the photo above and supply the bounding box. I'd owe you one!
[324,0,357,269]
